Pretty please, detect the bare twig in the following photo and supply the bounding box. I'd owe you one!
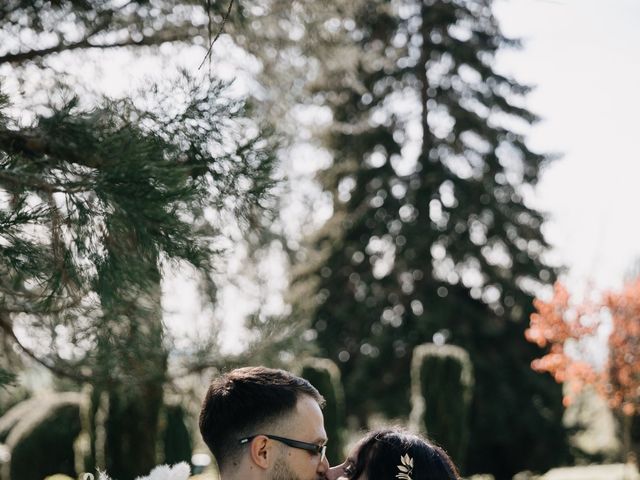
[198,0,235,70]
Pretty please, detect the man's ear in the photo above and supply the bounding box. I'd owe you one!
[249,435,273,470]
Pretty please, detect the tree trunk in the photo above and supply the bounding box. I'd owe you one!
[618,411,639,466]
[95,233,168,480]
[105,380,164,480]
[631,413,640,466]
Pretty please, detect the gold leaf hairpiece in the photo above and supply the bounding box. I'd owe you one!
[395,453,414,480]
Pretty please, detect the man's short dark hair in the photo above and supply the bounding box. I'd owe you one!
[199,366,325,471]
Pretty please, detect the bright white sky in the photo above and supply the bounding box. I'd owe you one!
[164,0,640,351]
[494,0,640,293]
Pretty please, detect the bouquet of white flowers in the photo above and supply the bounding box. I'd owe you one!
[97,462,191,480]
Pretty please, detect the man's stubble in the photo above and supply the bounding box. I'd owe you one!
[270,455,302,480]
[270,453,325,480]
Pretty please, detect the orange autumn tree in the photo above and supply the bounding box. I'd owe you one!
[526,280,640,462]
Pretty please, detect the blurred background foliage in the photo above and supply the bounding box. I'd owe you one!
[0,1,634,479]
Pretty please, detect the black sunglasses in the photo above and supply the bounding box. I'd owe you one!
[239,434,327,462]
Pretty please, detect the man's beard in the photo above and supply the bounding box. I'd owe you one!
[270,455,303,480]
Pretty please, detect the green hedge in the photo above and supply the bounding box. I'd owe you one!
[9,401,81,480]
[161,404,192,465]
[410,343,474,470]
[2,389,193,480]
[300,358,345,464]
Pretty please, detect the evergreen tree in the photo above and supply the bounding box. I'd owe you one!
[0,78,275,477]
[0,3,276,477]
[291,0,568,477]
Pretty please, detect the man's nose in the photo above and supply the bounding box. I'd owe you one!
[318,454,330,473]
[324,464,343,480]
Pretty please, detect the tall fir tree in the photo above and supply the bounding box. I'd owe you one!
[291,0,569,477]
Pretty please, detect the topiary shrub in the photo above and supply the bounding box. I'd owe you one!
[1,386,193,480]
[410,343,474,471]
[0,396,39,443]
[160,403,192,465]
[4,393,82,480]
[63,386,194,478]
[300,358,345,464]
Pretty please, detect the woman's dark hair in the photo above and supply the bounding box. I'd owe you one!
[350,428,460,480]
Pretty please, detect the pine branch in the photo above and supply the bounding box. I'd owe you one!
[0,170,92,194]
[0,126,105,169]
[0,27,201,66]
[0,128,50,158]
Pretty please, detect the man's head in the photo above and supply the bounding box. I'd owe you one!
[199,366,329,480]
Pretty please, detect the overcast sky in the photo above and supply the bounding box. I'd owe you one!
[494,0,640,293]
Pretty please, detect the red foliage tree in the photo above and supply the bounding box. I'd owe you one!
[605,280,640,417]
[526,280,640,461]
